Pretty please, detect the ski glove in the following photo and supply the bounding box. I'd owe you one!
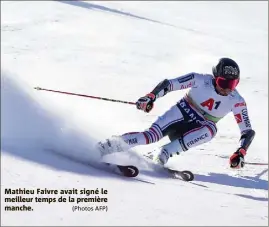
[229,148,246,169]
[136,93,156,113]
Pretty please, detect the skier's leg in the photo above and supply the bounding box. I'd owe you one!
[97,104,184,156]
[157,120,218,165]
[121,104,184,146]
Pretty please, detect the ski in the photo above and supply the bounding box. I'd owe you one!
[143,154,194,181]
[44,148,139,178]
[102,162,139,178]
[163,167,194,181]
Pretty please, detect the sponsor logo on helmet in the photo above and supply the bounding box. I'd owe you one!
[224,66,239,76]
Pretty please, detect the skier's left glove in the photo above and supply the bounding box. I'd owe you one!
[229,148,246,169]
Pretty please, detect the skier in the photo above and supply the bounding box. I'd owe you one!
[97,58,255,169]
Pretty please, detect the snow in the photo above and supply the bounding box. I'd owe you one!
[1,1,268,226]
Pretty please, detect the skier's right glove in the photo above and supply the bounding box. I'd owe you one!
[136,93,156,113]
[229,148,246,169]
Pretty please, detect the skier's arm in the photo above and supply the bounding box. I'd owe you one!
[232,99,255,151]
[136,72,203,113]
[229,99,255,168]
[150,72,203,99]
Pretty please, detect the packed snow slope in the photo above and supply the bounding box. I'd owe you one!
[1,1,268,226]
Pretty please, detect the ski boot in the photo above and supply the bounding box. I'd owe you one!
[148,139,184,165]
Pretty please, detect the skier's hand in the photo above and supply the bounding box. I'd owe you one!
[229,148,246,169]
[136,93,156,113]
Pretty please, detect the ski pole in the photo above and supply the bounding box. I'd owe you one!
[34,87,136,105]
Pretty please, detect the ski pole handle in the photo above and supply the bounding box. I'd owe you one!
[34,87,136,105]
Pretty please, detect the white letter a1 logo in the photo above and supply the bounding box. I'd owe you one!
[234,113,242,123]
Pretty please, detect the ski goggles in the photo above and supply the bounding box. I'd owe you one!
[215,77,239,90]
